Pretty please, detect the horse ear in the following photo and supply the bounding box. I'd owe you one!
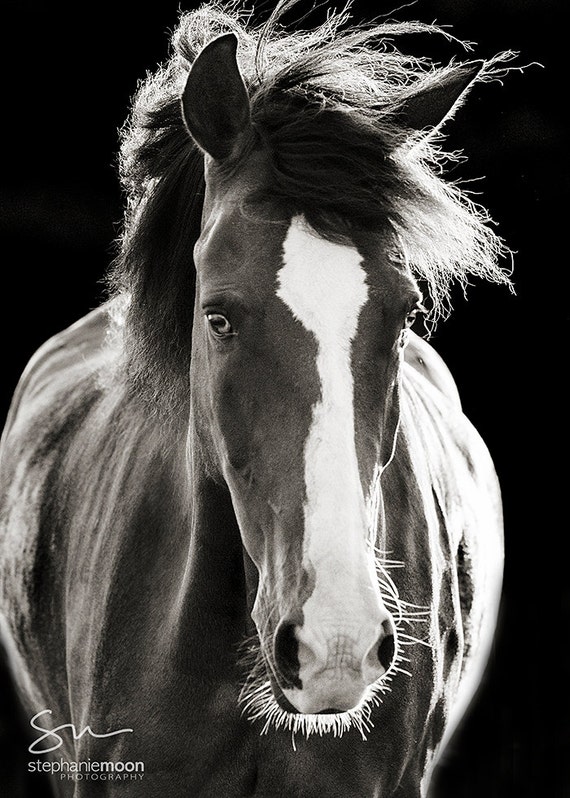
[181,33,252,161]
[396,62,483,132]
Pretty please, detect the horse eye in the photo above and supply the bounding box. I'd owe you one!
[405,302,426,328]
[206,312,234,337]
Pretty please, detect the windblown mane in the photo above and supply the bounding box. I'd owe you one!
[108,0,514,419]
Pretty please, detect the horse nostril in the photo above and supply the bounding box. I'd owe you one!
[274,623,302,690]
[377,620,395,671]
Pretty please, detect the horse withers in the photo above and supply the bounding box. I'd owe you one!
[0,3,509,796]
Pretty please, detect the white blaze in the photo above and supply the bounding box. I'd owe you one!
[276,217,379,673]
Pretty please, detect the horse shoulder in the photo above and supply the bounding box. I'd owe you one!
[401,334,504,761]
[401,335,503,589]
[0,305,118,709]
[2,303,113,438]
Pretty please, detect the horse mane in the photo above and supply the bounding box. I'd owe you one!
[107,0,514,420]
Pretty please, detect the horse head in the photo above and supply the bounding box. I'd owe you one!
[182,32,481,717]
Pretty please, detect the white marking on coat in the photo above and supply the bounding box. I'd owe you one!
[276,217,385,700]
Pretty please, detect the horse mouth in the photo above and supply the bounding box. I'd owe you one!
[268,675,349,716]
[265,657,372,716]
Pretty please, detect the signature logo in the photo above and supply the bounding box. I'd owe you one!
[29,710,133,755]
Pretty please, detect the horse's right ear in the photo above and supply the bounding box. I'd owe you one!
[181,33,252,162]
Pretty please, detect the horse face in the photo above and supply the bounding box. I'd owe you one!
[191,155,422,714]
[184,34,424,715]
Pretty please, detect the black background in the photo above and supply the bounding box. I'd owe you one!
[0,0,566,796]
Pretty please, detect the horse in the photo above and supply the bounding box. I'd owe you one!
[0,2,513,795]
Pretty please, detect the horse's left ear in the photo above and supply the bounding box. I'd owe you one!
[181,33,252,161]
[396,62,483,132]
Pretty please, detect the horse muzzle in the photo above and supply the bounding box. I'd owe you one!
[273,616,396,714]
